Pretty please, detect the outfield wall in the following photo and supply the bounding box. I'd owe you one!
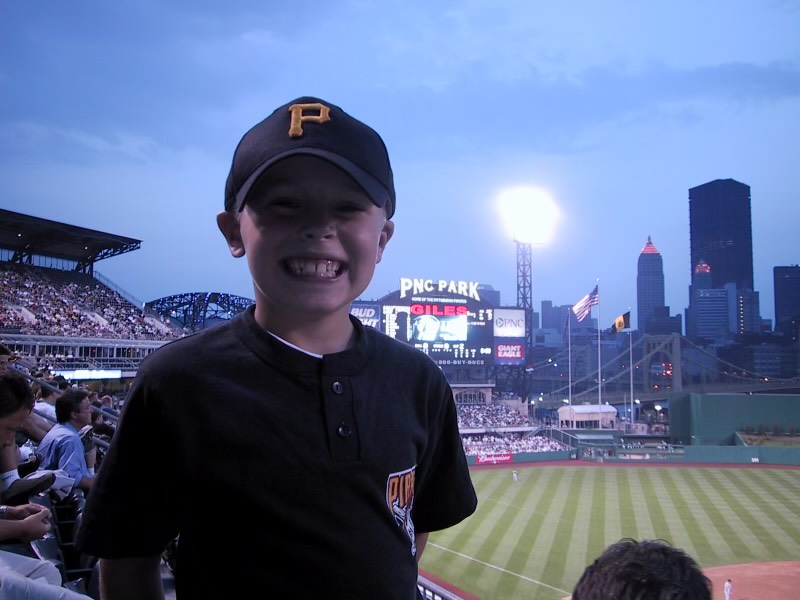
[466,450,574,466]
[683,445,800,466]
[467,447,800,467]
[670,392,800,445]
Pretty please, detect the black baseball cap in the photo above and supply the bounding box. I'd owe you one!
[224,96,395,217]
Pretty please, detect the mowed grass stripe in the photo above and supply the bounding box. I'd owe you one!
[700,470,771,561]
[742,470,800,527]
[615,468,638,539]
[672,469,727,564]
[492,469,565,591]
[477,473,543,568]
[643,468,689,548]
[688,468,769,563]
[755,469,800,514]
[503,468,581,599]
[586,470,607,570]
[680,468,746,566]
[527,468,588,593]
[718,470,800,556]
[660,469,716,562]
[500,469,568,598]
[426,469,512,587]
[602,470,623,543]
[557,469,604,592]
[638,469,672,539]
[768,469,800,498]
[626,469,657,538]
[439,468,563,598]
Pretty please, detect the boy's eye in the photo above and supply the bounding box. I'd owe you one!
[337,203,367,214]
[250,197,299,212]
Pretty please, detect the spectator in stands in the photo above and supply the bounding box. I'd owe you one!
[0,497,95,599]
[571,538,712,599]
[0,355,55,506]
[1,264,183,340]
[33,385,59,423]
[98,394,119,418]
[0,502,59,586]
[0,343,12,373]
[77,96,477,599]
[89,406,114,441]
[36,388,96,493]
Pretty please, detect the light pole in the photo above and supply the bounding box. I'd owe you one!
[497,186,560,402]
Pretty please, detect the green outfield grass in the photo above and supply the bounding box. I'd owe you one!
[420,464,800,600]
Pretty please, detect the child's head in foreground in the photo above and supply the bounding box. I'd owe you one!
[217,97,395,327]
[571,538,712,600]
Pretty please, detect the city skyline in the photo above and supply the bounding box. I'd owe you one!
[2,2,798,324]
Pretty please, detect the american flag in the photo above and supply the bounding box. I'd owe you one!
[572,285,599,322]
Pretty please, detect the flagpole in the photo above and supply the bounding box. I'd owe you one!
[628,331,633,433]
[597,283,601,429]
[568,314,572,407]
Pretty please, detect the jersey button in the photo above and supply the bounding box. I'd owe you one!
[331,381,345,394]
[337,423,351,438]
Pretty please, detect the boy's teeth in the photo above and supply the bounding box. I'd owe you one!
[288,259,340,277]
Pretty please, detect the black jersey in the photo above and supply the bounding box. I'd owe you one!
[77,307,476,599]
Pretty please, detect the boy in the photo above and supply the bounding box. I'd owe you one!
[76,96,478,599]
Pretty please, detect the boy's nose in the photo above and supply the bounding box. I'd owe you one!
[301,220,336,239]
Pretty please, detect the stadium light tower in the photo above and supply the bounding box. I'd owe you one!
[497,186,559,349]
[497,186,560,350]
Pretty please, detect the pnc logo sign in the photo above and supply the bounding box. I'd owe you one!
[493,308,526,338]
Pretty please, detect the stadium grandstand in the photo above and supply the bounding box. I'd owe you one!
[0,210,255,379]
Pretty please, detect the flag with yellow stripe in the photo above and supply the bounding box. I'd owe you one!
[609,311,630,333]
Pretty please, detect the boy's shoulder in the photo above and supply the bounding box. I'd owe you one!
[139,312,245,373]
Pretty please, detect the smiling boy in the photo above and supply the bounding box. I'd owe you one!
[77,96,477,599]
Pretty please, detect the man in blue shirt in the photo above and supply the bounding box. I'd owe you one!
[37,388,95,493]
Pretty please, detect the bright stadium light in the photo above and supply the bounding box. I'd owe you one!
[496,185,559,403]
[497,186,560,245]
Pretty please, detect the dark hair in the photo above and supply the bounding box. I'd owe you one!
[572,538,712,600]
[0,343,12,357]
[55,388,90,424]
[0,371,34,419]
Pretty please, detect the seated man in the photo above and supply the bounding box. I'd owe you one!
[0,370,91,597]
[36,389,96,494]
[0,348,54,505]
[571,538,712,600]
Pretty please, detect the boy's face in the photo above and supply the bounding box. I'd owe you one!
[217,155,394,327]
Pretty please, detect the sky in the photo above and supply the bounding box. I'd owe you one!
[2,1,799,328]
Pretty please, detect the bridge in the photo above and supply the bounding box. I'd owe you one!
[509,332,800,411]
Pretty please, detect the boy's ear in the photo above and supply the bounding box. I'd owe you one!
[376,220,394,264]
[216,211,246,258]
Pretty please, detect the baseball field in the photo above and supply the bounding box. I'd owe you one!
[419,462,800,599]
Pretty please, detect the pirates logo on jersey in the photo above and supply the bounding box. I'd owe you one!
[386,465,417,555]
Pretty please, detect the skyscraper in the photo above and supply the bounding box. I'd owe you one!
[637,236,665,333]
[774,265,800,341]
[689,179,753,290]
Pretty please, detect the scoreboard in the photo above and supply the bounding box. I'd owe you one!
[354,278,495,367]
[351,279,530,368]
